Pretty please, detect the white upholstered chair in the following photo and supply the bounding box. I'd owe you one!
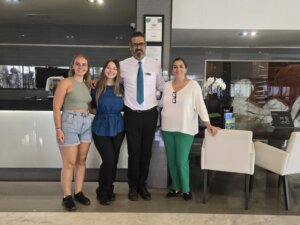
[254,132,300,210]
[201,129,255,209]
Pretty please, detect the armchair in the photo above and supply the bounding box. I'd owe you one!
[201,129,255,209]
[254,132,300,210]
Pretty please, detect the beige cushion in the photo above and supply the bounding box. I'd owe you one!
[254,132,300,176]
[201,129,255,175]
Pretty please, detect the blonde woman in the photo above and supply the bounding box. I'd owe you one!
[53,54,92,211]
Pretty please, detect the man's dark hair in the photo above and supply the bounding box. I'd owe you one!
[130,31,145,41]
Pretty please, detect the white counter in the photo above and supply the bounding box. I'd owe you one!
[0,110,128,168]
[0,110,168,188]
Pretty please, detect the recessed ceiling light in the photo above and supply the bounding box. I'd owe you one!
[66,35,75,39]
[5,0,21,3]
[88,0,104,4]
[239,31,257,38]
[242,31,248,36]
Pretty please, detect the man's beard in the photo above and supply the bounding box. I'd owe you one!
[135,50,144,59]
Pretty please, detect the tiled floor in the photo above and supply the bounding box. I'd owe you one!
[2,212,300,225]
[1,134,300,224]
[1,163,300,224]
[1,165,300,214]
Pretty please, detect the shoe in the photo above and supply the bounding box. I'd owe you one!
[108,185,116,201]
[97,193,110,206]
[96,187,110,206]
[166,190,182,198]
[108,191,116,202]
[128,189,138,201]
[74,192,91,205]
[137,186,151,200]
[182,192,192,201]
[62,195,76,211]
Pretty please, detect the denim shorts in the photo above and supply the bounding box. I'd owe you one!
[59,111,92,147]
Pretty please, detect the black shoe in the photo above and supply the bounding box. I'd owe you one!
[182,192,192,201]
[62,195,76,211]
[108,185,116,201]
[128,189,138,201]
[138,186,151,200]
[108,191,116,201]
[166,190,182,198]
[96,187,110,206]
[74,192,91,205]
[97,194,110,206]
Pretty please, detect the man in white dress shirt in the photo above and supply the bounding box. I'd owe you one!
[120,32,165,201]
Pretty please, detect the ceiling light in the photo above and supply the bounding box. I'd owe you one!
[242,31,248,36]
[87,0,104,4]
[239,31,257,38]
[5,0,21,3]
[66,35,75,39]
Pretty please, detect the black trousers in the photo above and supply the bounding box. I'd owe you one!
[92,131,125,192]
[124,107,158,189]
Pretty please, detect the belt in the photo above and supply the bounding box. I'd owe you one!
[63,111,89,117]
[124,106,157,113]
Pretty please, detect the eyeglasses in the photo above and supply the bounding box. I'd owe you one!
[130,42,146,47]
[172,91,176,104]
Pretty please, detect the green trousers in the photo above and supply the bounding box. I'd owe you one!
[162,131,194,193]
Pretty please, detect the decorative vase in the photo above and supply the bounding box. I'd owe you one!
[205,93,221,114]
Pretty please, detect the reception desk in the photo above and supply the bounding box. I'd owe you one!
[0,110,128,169]
[0,97,168,188]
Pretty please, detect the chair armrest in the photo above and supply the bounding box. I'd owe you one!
[254,141,289,175]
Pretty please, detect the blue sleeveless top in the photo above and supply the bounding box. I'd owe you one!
[91,85,124,136]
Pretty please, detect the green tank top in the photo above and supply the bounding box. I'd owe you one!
[63,77,92,111]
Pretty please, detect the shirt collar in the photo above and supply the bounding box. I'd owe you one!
[131,56,146,65]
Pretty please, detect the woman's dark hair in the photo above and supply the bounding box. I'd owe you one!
[172,57,188,68]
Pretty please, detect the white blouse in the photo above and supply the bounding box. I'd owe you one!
[160,80,210,135]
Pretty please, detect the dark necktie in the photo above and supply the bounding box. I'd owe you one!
[137,61,144,104]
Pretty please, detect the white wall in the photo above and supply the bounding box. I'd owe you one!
[173,0,300,30]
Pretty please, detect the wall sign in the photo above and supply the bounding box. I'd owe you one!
[144,15,164,43]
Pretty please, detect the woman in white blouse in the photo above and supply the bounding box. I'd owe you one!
[160,57,219,200]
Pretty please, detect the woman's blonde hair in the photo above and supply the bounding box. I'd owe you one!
[95,59,122,104]
[68,54,91,86]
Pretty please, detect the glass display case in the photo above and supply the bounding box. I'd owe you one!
[205,60,300,127]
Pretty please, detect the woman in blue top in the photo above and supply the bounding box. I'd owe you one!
[91,59,125,205]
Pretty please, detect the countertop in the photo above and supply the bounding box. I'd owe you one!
[0,97,53,111]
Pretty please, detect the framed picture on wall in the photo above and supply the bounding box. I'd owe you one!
[144,15,164,43]
[145,46,162,65]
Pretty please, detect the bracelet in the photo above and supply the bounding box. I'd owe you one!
[56,128,61,130]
